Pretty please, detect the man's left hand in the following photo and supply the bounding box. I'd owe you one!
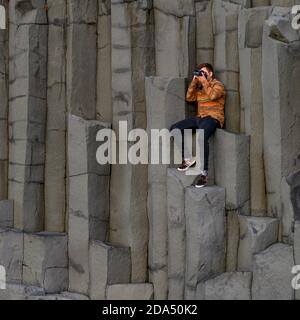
[198,75,208,87]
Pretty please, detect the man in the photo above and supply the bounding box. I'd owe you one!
[170,63,225,188]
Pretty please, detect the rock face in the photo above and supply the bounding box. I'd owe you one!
[66,0,97,120]
[196,1,214,66]
[196,272,252,300]
[0,200,13,227]
[0,0,299,301]
[261,8,300,248]
[23,232,68,294]
[167,169,196,300]
[68,115,110,295]
[0,284,45,300]
[45,0,67,233]
[0,0,8,202]
[215,129,250,215]
[89,241,131,300]
[185,186,226,299]
[109,0,155,284]
[214,128,250,272]
[8,0,47,232]
[238,216,279,271]
[252,243,295,300]
[0,228,23,283]
[239,7,272,217]
[106,283,154,300]
[146,77,186,300]
[97,0,112,123]
[212,0,245,132]
[154,0,196,77]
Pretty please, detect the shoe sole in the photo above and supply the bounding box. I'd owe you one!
[194,184,206,188]
[177,160,196,172]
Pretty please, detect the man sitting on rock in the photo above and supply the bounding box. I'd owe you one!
[170,63,225,188]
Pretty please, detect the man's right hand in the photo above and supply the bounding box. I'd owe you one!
[192,76,200,85]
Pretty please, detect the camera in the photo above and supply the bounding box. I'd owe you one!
[192,70,207,90]
[193,70,207,78]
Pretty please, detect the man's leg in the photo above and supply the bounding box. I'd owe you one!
[199,117,220,173]
[170,116,199,159]
[170,117,200,171]
[193,116,220,187]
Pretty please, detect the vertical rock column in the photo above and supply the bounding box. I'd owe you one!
[66,1,99,295]
[109,0,155,283]
[45,0,67,232]
[271,0,295,6]
[185,186,226,299]
[8,0,48,232]
[0,0,8,201]
[212,0,246,133]
[23,232,68,294]
[262,9,300,239]
[252,243,295,300]
[146,77,186,299]
[238,7,272,217]
[154,0,196,78]
[195,0,214,66]
[68,115,110,295]
[97,0,112,123]
[66,0,97,120]
[167,169,195,300]
[214,129,250,271]
[252,0,270,6]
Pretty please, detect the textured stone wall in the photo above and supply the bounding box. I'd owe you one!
[0,0,300,300]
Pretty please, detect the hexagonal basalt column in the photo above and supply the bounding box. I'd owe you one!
[153,0,196,78]
[45,0,67,233]
[237,215,279,271]
[68,115,110,295]
[167,168,196,300]
[109,0,155,284]
[0,0,8,201]
[8,0,48,232]
[252,243,295,300]
[185,186,226,300]
[89,241,131,300]
[146,77,186,300]
[0,227,23,283]
[262,9,300,233]
[23,232,68,294]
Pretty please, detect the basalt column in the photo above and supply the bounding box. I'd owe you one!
[195,0,214,66]
[262,8,300,242]
[238,7,272,217]
[109,0,155,282]
[8,0,48,232]
[45,0,67,232]
[154,0,196,78]
[212,0,247,133]
[97,0,112,123]
[0,0,8,201]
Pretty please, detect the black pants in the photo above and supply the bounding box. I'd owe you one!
[170,116,221,171]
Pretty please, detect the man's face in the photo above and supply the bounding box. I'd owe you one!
[200,67,213,81]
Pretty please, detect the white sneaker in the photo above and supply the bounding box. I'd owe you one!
[177,159,197,172]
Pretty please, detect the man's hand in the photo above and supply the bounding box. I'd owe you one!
[192,75,208,87]
[198,75,209,87]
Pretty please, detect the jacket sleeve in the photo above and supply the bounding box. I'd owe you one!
[202,81,225,101]
[186,80,198,102]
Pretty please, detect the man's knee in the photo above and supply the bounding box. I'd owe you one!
[170,123,178,131]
